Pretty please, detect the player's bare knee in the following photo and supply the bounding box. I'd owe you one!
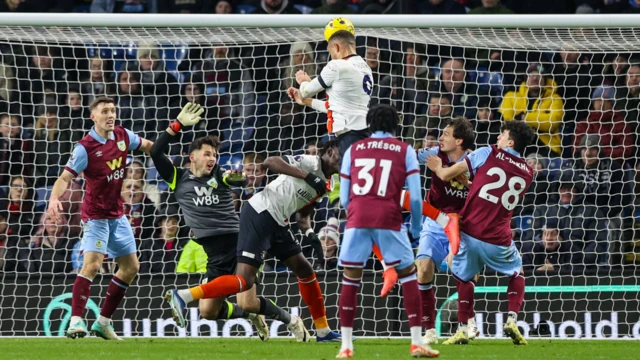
[417,258,435,283]
[199,304,221,320]
[396,264,416,278]
[80,261,101,278]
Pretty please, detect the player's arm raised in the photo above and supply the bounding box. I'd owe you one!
[150,102,204,189]
[263,155,327,196]
[48,144,89,222]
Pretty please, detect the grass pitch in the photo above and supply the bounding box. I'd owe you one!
[0,338,633,360]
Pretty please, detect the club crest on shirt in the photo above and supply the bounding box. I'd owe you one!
[117,140,126,152]
[207,177,218,188]
[95,240,104,249]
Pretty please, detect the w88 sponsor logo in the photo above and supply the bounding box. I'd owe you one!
[193,186,219,206]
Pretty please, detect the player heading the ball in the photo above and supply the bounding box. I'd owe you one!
[47,96,153,340]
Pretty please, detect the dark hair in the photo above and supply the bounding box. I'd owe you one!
[319,139,339,157]
[37,104,58,117]
[500,121,534,155]
[89,96,115,112]
[447,117,475,151]
[329,30,356,47]
[188,135,221,154]
[367,104,399,134]
[430,92,452,103]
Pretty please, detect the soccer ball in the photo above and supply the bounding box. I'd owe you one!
[324,17,355,42]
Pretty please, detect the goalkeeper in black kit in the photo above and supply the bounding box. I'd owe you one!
[150,103,272,340]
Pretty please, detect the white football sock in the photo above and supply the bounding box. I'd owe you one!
[380,260,389,272]
[436,213,450,228]
[340,327,353,350]
[97,315,110,326]
[410,326,423,346]
[177,289,193,303]
[70,316,82,325]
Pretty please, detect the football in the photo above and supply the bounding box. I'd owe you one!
[324,17,355,42]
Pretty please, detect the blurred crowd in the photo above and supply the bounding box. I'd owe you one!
[0,0,640,279]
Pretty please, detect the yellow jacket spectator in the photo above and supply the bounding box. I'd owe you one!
[499,63,564,155]
[176,240,208,274]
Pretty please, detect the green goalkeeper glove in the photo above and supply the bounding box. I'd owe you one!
[170,102,205,132]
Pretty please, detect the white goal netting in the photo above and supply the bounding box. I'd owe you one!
[0,15,639,339]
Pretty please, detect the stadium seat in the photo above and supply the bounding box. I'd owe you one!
[220,118,257,155]
[512,215,533,234]
[162,45,188,84]
[217,154,243,170]
[236,4,256,14]
[34,186,53,212]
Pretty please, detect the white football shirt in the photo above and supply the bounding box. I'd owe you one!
[249,155,327,226]
[300,55,373,135]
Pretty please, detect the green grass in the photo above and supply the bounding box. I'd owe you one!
[0,338,633,360]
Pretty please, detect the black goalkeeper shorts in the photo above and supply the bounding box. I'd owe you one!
[194,233,238,282]
[237,203,302,268]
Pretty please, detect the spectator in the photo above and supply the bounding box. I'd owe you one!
[32,105,72,187]
[565,135,626,218]
[422,129,440,149]
[552,51,601,126]
[527,172,609,266]
[122,178,156,241]
[305,142,318,156]
[232,153,267,212]
[276,42,317,94]
[468,0,513,14]
[575,0,630,13]
[626,0,640,13]
[60,87,90,133]
[574,86,632,164]
[116,70,150,137]
[516,153,554,216]
[472,96,501,148]
[603,53,629,89]
[419,0,466,14]
[139,214,182,274]
[17,45,66,115]
[212,0,233,13]
[363,40,391,104]
[438,57,481,120]
[0,211,7,270]
[379,44,433,133]
[159,0,207,13]
[0,62,15,114]
[499,63,564,156]
[127,157,161,207]
[133,41,180,138]
[175,239,207,274]
[0,114,31,186]
[311,0,356,14]
[521,218,582,273]
[252,0,302,14]
[406,93,452,146]
[199,45,256,121]
[0,0,34,12]
[1,175,35,237]
[26,212,77,273]
[621,62,640,139]
[316,217,340,270]
[358,0,393,14]
[82,55,117,106]
[91,0,158,13]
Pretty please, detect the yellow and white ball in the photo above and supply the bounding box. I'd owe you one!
[324,17,355,42]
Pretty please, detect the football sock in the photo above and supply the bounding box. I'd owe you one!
[297,273,330,334]
[71,274,93,317]
[418,282,436,330]
[187,275,246,302]
[259,297,291,324]
[508,273,525,314]
[456,279,475,324]
[339,275,359,349]
[401,190,444,223]
[100,275,129,320]
[372,244,388,269]
[217,301,250,320]
[399,270,423,346]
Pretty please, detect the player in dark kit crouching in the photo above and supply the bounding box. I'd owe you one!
[150,103,269,340]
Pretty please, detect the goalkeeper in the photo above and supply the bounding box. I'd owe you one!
[150,103,270,340]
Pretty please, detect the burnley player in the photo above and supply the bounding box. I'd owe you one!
[336,104,439,359]
[414,117,477,345]
[47,97,153,340]
[150,103,269,340]
[166,141,343,342]
[425,121,535,345]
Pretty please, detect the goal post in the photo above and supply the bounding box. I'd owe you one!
[0,13,638,339]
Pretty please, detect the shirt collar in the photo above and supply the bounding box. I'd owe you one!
[343,54,358,60]
[503,148,520,157]
[370,131,393,139]
[89,127,115,144]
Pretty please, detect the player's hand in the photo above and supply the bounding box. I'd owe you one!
[304,231,325,266]
[454,173,471,188]
[425,155,443,172]
[287,87,305,106]
[177,102,205,127]
[304,173,327,197]
[295,70,312,85]
[47,198,63,223]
